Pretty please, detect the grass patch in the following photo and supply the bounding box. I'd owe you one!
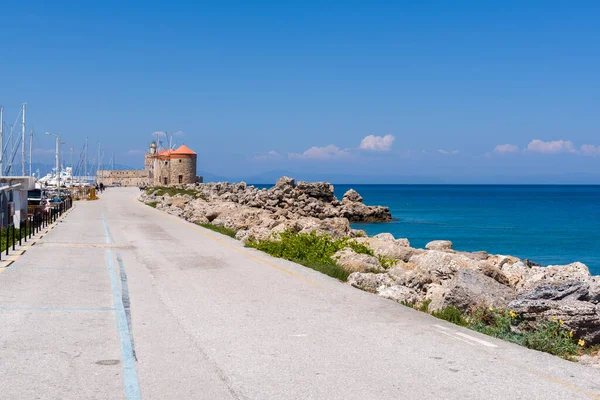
[0,224,33,252]
[432,306,469,327]
[413,304,582,358]
[146,201,158,208]
[246,230,373,282]
[378,255,398,269]
[146,186,206,200]
[468,308,579,357]
[418,299,432,313]
[198,223,237,238]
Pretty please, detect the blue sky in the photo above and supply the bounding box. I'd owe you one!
[1,1,599,183]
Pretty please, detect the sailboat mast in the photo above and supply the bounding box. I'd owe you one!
[9,124,14,175]
[84,137,88,177]
[21,103,26,175]
[29,129,33,176]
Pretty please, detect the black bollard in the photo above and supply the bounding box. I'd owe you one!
[19,223,22,246]
[5,225,8,255]
[12,224,15,251]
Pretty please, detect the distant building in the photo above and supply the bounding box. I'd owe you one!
[0,176,37,228]
[97,142,201,187]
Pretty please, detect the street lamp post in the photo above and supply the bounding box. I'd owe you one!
[45,132,61,190]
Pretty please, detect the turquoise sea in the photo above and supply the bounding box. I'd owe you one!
[331,185,600,275]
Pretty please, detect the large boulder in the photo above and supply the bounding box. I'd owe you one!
[347,272,394,293]
[509,298,600,345]
[295,181,335,202]
[315,218,351,238]
[342,189,363,204]
[517,281,592,302]
[500,261,530,289]
[409,250,482,284]
[589,277,600,304]
[387,263,432,290]
[377,285,421,305]
[358,234,418,262]
[438,269,516,312]
[333,249,383,273]
[340,202,392,222]
[523,262,592,289]
[426,240,453,251]
[168,196,190,208]
[275,176,295,188]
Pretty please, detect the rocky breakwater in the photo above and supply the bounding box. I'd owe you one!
[140,176,391,244]
[348,238,600,346]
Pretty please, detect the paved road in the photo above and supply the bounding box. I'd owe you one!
[0,187,598,399]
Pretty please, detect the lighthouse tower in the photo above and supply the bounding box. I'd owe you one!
[144,141,157,171]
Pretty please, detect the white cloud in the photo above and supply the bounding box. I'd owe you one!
[254,150,283,160]
[359,134,395,151]
[152,131,167,138]
[526,139,576,154]
[289,145,351,160]
[581,144,600,156]
[437,149,459,155]
[493,144,520,154]
[173,130,185,137]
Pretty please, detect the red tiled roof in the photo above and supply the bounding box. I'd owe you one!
[172,144,196,155]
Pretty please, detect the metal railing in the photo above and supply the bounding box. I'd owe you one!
[0,197,73,261]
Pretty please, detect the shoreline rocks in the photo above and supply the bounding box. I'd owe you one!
[140,177,600,346]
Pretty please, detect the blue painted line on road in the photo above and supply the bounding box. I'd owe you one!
[103,213,142,400]
[0,307,115,311]
[117,252,137,361]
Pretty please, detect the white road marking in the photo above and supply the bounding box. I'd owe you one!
[433,324,498,348]
[453,332,498,348]
[433,324,451,331]
[435,330,476,346]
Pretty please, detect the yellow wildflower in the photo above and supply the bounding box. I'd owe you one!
[551,316,557,321]
[559,319,564,325]
[509,310,517,318]
[578,339,585,347]
[488,307,494,312]
[569,331,574,338]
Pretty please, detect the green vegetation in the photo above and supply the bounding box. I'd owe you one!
[146,201,158,208]
[246,230,374,282]
[377,255,398,269]
[0,224,32,252]
[409,303,582,358]
[418,299,432,313]
[468,308,579,357]
[432,306,469,326]
[146,186,206,200]
[198,223,237,239]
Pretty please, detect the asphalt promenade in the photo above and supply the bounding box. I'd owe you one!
[0,187,598,399]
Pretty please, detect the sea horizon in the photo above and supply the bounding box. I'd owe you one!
[253,183,600,275]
